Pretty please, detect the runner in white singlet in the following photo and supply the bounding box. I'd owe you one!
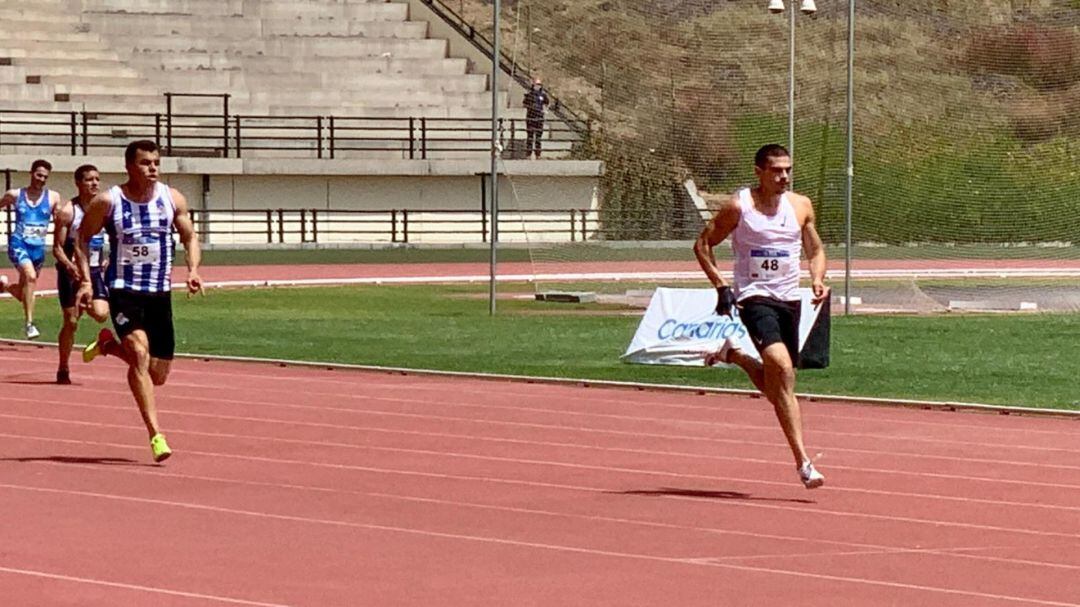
[53,164,111,384]
[693,144,830,489]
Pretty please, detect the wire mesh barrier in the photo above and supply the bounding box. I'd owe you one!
[0,107,588,160]
[471,0,1080,314]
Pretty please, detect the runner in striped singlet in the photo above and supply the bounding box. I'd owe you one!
[76,140,204,463]
[693,144,831,489]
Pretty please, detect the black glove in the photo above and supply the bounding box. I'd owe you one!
[715,285,736,318]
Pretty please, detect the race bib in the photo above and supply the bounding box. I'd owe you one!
[22,224,48,240]
[750,249,793,279]
[89,248,103,267]
[120,239,161,265]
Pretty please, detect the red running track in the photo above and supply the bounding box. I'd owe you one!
[1,342,1079,606]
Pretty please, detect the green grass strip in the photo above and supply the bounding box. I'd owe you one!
[6,283,1076,410]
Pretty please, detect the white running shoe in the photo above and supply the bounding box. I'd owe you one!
[704,337,741,367]
[798,461,825,489]
[25,323,40,340]
[0,274,8,294]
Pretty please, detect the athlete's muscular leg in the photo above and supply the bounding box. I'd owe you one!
[760,342,812,467]
[57,307,79,371]
[149,358,171,386]
[117,330,163,438]
[727,348,767,394]
[88,299,110,323]
[7,262,38,322]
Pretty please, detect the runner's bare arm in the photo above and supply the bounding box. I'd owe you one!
[0,189,17,208]
[693,193,740,289]
[797,194,829,302]
[171,187,202,294]
[52,202,79,276]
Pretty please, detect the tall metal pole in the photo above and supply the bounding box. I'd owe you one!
[788,5,796,186]
[844,0,855,315]
[489,0,501,315]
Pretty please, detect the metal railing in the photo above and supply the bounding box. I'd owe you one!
[183,208,600,244]
[0,108,589,159]
[0,192,698,245]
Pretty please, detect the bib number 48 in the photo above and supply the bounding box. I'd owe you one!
[761,259,781,272]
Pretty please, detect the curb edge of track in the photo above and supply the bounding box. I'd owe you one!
[4,338,1077,420]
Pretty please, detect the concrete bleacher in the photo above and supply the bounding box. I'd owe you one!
[0,0,573,160]
[0,0,599,248]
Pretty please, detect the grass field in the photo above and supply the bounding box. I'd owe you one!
[3,282,1077,410]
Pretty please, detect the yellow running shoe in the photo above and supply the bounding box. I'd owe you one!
[82,328,116,363]
[150,433,172,463]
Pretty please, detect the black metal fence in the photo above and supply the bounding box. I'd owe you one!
[0,108,589,159]
[183,208,600,244]
[0,206,606,245]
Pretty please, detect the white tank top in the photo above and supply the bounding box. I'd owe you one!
[731,188,802,302]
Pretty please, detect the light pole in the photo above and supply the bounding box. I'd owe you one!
[844,0,854,315]
[770,1,856,315]
[768,0,816,187]
[489,0,501,315]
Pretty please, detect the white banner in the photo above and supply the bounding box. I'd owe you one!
[622,288,823,367]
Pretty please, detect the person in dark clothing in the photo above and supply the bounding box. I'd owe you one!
[522,77,550,159]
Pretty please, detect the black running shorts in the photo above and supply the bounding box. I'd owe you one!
[56,264,108,309]
[108,289,175,360]
[738,296,801,365]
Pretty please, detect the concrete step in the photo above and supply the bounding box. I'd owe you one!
[38,75,147,89]
[237,72,487,94]
[80,13,262,39]
[127,53,468,76]
[16,62,141,79]
[0,101,77,113]
[79,0,244,17]
[253,106,529,120]
[253,2,408,21]
[1,0,79,8]
[8,57,129,71]
[0,83,58,102]
[262,20,428,39]
[246,55,468,76]
[0,15,84,34]
[264,37,448,59]
[64,92,186,108]
[249,89,507,109]
[0,42,122,57]
[0,65,29,84]
[0,7,79,20]
[121,38,266,54]
[143,69,237,90]
[0,29,102,43]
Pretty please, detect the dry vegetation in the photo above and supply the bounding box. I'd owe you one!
[455,0,1080,243]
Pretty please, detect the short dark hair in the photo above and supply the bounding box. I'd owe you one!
[754,144,790,168]
[74,164,99,183]
[30,159,52,173]
[124,140,159,165]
